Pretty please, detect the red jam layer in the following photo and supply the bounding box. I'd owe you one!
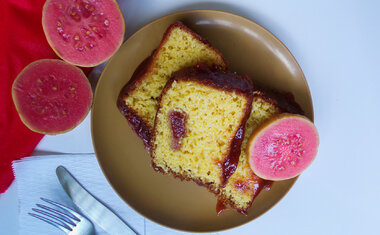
[169,110,187,150]
[221,126,244,186]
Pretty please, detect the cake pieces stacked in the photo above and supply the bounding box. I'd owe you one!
[117,22,226,150]
[118,22,303,214]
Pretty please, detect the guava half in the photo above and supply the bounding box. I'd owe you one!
[12,59,93,135]
[247,114,319,181]
[42,0,125,67]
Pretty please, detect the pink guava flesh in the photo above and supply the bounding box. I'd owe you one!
[42,0,125,67]
[248,114,319,181]
[12,59,93,134]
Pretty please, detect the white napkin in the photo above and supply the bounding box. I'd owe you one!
[13,154,218,235]
[13,154,144,235]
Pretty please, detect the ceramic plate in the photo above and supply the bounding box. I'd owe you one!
[92,10,313,232]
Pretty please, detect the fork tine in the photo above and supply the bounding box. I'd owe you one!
[40,197,81,220]
[37,203,79,222]
[28,212,72,233]
[32,207,76,227]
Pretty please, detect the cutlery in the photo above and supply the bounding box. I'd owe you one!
[29,197,95,235]
[56,166,137,235]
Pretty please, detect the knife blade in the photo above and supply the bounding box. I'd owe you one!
[56,166,136,235]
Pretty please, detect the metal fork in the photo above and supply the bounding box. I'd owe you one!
[29,198,95,235]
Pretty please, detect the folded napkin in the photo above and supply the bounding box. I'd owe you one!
[13,154,144,235]
[13,154,212,235]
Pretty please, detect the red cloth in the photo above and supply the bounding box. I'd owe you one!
[0,0,91,193]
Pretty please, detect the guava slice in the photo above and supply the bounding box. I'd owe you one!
[42,0,125,67]
[247,114,319,181]
[12,59,93,135]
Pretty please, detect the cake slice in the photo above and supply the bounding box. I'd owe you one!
[118,22,227,150]
[151,63,253,195]
[217,89,304,214]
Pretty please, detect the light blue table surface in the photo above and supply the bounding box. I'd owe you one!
[2,0,380,234]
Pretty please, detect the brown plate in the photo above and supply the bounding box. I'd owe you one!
[92,10,313,232]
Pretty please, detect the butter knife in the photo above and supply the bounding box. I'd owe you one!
[56,166,136,235]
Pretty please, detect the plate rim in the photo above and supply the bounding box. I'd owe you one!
[91,9,313,233]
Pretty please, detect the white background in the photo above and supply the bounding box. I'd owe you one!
[2,0,380,234]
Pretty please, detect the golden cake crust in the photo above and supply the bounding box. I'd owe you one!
[117,56,155,149]
[168,63,253,97]
[253,87,304,115]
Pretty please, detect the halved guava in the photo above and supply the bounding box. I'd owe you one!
[42,0,125,67]
[12,59,93,135]
[247,114,319,181]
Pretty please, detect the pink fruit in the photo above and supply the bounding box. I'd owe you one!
[247,114,319,181]
[42,0,125,67]
[12,59,93,135]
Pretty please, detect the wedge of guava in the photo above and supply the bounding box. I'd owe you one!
[12,59,93,135]
[247,114,319,181]
[42,0,125,67]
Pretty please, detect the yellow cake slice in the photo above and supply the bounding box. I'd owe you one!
[118,22,227,150]
[151,63,253,195]
[218,90,304,213]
